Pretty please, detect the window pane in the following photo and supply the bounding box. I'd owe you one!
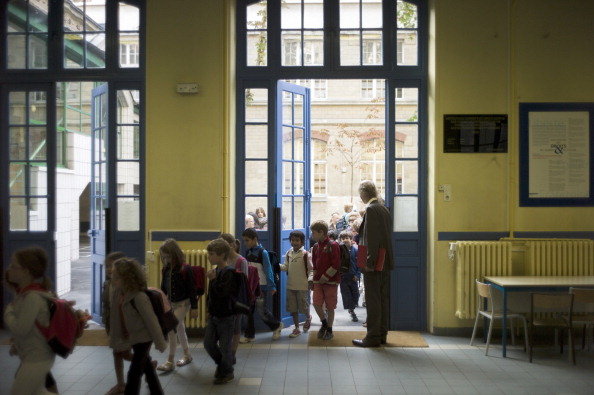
[281,2,302,29]
[340,1,360,29]
[294,137,304,161]
[247,1,267,67]
[283,161,293,194]
[246,125,268,159]
[29,35,48,69]
[397,1,418,29]
[304,0,323,29]
[294,196,305,228]
[397,30,417,66]
[119,3,139,30]
[304,32,323,66]
[117,161,139,195]
[395,160,418,194]
[245,197,268,230]
[30,166,47,196]
[9,164,26,195]
[282,33,301,66]
[394,196,418,232]
[9,92,26,123]
[10,197,27,231]
[340,31,360,66]
[282,196,293,229]
[117,198,139,231]
[395,87,418,121]
[395,124,418,159]
[29,91,46,124]
[362,1,382,28]
[9,127,26,160]
[294,162,304,194]
[245,88,268,121]
[282,127,293,160]
[245,161,267,194]
[30,197,48,231]
[362,34,382,65]
[29,127,47,160]
[86,33,106,68]
[7,35,26,69]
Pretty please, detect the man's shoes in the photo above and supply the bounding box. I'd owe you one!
[213,373,234,385]
[352,338,381,347]
[239,337,255,344]
[272,322,284,340]
[323,330,334,340]
[317,325,327,339]
[289,328,301,338]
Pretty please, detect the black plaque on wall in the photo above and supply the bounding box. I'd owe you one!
[444,114,508,153]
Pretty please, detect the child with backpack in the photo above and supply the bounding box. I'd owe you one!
[310,220,341,340]
[204,239,237,385]
[102,251,134,395]
[219,232,250,364]
[156,238,198,372]
[110,258,167,395]
[240,227,284,343]
[279,230,313,338]
[339,230,361,322]
[4,246,57,395]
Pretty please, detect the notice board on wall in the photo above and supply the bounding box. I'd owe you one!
[444,114,508,153]
[519,103,594,207]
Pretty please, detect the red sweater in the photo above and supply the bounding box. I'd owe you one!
[312,237,341,284]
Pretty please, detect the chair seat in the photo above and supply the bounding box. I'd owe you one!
[532,317,570,328]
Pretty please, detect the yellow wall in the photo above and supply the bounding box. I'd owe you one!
[430,0,594,331]
[145,0,594,331]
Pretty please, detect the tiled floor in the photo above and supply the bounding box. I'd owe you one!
[2,325,594,394]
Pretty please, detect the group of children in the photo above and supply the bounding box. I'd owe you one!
[3,218,360,394]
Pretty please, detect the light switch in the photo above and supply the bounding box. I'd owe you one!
[176,83,199,94]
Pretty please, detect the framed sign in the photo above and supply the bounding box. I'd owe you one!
[443,114,508,153]
[519,103,594,206]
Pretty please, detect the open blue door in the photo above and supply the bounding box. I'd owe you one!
[90,84,108,323]
[275,81,311,326]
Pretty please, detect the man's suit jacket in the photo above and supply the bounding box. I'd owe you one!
[359,200,394,271]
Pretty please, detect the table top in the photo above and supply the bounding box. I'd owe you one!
[484,276,594,288]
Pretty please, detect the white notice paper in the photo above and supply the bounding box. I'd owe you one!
[528,111,589,198]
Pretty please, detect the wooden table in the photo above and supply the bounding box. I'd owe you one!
[483,276,594,357]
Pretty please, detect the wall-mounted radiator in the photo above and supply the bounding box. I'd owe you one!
[454,241,513,319]
[148,249,210,329]
[526,240,594,276]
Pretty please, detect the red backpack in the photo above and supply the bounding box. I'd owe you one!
[29,292,87,359]
[181,263,206,297]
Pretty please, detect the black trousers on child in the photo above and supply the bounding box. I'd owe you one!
[125,341,163,395]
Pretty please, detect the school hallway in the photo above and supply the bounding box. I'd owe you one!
[2,253,594,394]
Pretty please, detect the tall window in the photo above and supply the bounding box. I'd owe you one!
[360,138,386,195]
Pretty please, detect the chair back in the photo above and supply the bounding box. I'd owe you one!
[475,279,501,313]
[570,287,594,314]
[531,293,574,319]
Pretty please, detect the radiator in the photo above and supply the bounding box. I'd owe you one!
[526,240,594,276]
[454,241,513,319]
[151,249,210,329]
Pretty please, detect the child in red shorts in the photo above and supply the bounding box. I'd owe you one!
[310,220,341,340]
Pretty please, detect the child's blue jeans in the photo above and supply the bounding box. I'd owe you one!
[204,315,235,377]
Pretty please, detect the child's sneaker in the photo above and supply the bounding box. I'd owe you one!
[289,328,301,338]
[303,315,312,332]
[239,337,255,344]
[272,322,284,340]
[317,324,327,339]
[323,330,334,340]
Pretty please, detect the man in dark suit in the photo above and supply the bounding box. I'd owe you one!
[352,181,394,347]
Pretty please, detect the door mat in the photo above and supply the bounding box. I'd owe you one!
[307,330,428,348]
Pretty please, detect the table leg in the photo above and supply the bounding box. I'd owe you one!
[502,289,507,358]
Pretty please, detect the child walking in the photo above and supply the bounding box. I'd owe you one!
[110,258,167,395]
[102,251,132,395]
[339,230,361,322]
[310,220,341,340]
[279,230,313,338]
[4,246,56,395]
[204,239,237,385]
[240,227,284,342]
[219,232,249,364]
[156,238,199,371]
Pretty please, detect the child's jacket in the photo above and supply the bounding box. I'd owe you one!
[312,237,341,285]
